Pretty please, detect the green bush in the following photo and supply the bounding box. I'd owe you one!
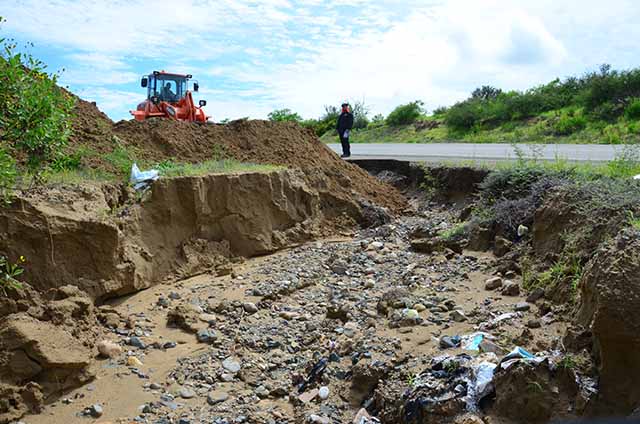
[625,98,640,120]
[554,114,587,135]
[386,100,424,126]
[267,108,301,122]
[445,101,480,131]
[0,23,75,178]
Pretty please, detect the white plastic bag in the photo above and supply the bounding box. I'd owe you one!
[130,163,160,190]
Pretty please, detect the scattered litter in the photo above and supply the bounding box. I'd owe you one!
[130,163,160,190]
[353,407,380,424]
[462,333,492,351]
[499,346,545,370]
[298,357,328,393]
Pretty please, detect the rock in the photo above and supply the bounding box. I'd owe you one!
[413,303,427,312]
[326,303,350,322]
[179,387,195,399]
[494,236,513,257]
[449,310,467,322]
[527,319,542,329]
[501,281,520,296]
[222,357,241,374]
[0,314,92,382]
[343,322,358,338]
[243,302,258,313]
[97,340,122,358]
[479,339,504,355]
[309,414,330,424]
[514,302,530,312]
[330,261,348,275]
[298,388,319,403]
[100,312,121,328]
[410,238,441,254]
[439,335,461,349]
[485,277,503,291]
[167,304,201,333]
[127,356,143,367]
[128,336,146,349]
[526,288,545,303]
[576,230,640,414]
[196,328,217,344]
[207,390,229,405]
[88,404,103,418]
[318,386,329,400]
[468,226,494,251]
[377,288,414,315]
[493,360,561,423]
[455,414,484,424]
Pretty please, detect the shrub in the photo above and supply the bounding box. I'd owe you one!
[554,114,587,135]
[445,101,481,131]
[0,23,75,179]
[625,98,640,120]
[351,100,370,130]
[267,108,301,122]
[386,100,424,126]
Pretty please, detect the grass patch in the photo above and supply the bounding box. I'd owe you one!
[156,159,283,178]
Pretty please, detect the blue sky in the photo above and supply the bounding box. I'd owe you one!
[3,0,640,122]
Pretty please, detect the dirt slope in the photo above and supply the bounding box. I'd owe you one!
[68,99,406,214]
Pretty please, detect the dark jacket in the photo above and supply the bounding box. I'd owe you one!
[337,112,354,135]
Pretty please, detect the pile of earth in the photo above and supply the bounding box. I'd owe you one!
[68,98,407,216]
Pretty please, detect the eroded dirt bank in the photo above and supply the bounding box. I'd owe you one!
[4,160,640,424]
[1,170,327,300]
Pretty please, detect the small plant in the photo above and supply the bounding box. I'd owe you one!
[625,98,640,120]
[1,255,25,295]
[558,355,577,370]
[439,223,466,240]
[444,360,460,373]
[627,211,640,230]
[406,372,419,387]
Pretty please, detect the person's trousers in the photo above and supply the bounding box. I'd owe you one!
[339,134,350,156]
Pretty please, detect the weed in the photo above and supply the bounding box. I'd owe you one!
[439,223,466,240]
[0,255,25,296]
[628,211,640,230]
[558,355,577,370]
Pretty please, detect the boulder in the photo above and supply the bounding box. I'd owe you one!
[576,229,640,414]
[494,236,513,257]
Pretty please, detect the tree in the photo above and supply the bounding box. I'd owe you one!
[471,85,503,101]
[267,108,302,122]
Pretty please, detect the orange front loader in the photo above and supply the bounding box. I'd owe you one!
[130,71,209,123]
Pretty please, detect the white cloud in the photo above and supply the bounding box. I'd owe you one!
[3,0,640,121]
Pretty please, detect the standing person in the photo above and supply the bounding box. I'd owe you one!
[336,102,354,158]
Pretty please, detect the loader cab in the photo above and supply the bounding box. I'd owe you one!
[141,72,194,103]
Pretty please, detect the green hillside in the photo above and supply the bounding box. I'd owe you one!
[317,65,640,144]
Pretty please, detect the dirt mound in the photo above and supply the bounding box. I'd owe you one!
[67,100,406,214]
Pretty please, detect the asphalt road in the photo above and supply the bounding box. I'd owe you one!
[327,143,623,163]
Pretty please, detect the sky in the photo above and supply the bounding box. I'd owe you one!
[2,0,640,122]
